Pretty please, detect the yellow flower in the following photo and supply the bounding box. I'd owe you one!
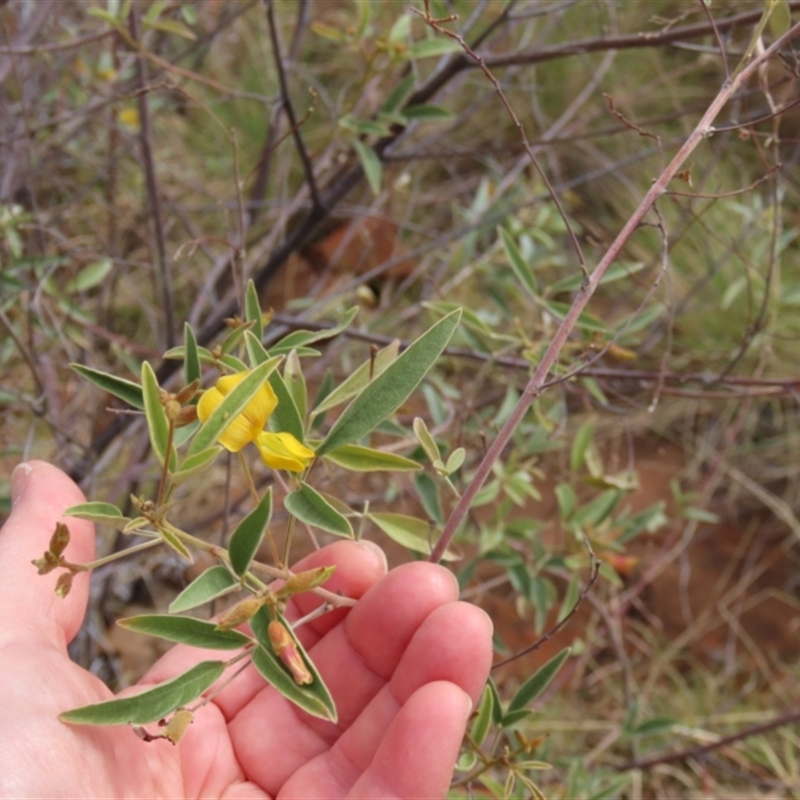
[198,372,277,452]
[255,431,315,473]
[197,371,314,473]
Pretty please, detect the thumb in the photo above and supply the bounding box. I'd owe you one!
[0,461,95,648]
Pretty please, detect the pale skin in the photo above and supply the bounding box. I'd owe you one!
[0,462,493,799]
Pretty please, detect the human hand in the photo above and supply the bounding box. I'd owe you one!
[0,461,493,799]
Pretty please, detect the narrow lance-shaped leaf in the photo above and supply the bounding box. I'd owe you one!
[117,614,250,650]
[71,364,144,410]
[368,512,459,561]
[250,609,337,722]
[169,565,239,613]
[141,361,171,467]
[269,307,359,355]
[60,661,226,726]
[172,445,223,485]
[285,483,353,538]
[353,140,382,196]
[507,647,571,713]
[470,683,495,747]
[244,280,264,342]
[230,488,272,577]
[184,322,201,387]
[311,340,400,417]
[118,614,251,650]
[317,309,461,456]
[499,226,537,299]
[64,502,133,532]
[322,444,421,472]
[188,358,282,457]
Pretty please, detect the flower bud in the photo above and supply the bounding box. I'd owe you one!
[55,572,74,598]
[268,620,313,685]
[174,404,198,428]
[32,551,60,575]
[164,399,182,421]
[216,596,263,630]
[49,522,71,557]
[279,566,336,598]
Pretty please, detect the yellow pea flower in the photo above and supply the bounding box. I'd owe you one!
[255,431,315,473]
[197,371,313,473]
[197,372,277,452]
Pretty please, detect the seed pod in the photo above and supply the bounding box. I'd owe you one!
[162,709,193,745]
[268,620,313,685]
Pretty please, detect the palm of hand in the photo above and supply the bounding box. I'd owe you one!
[0,463,492,799]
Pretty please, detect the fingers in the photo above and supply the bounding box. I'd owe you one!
[228,561,493,796]
[0,461,95,648]
[346,682,473,800]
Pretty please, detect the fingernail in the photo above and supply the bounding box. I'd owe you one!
[11,462,32,506]
[356,538,388,571]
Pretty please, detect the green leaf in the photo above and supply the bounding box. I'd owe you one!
[117,615,250,650]
[71,364,144,410]
[387,12,411,45]
[508,647,571,712]
[285,482,353,537]
[244,280,264,343]
[317,310,461,456]
[499,226,537,298]
[550,261,645,294]
[141,361,172,467]
[60,661,225,726]
[470,683,494,746]
[230,488,272,577]
[570,420,594,473]
[353,140,382,196]
[64,502,132,532]
[323,444,421,472]
[64,259,113,293]
[160,523,193,562]
[142,17,197,40]
[339,114,392,137]
[632,717,676,737]
[572,489,620,528]
[284,350,307,422]
[169,566,239,613]
[543,300,606,333]
[368,512,458,560]
[413,417,440,463]
[414,472,443,524]
[172,446,222,485]
[311,340,400,417]
[402,104,453,121]
[269,307,358,355]
[407,37,463,58]
[189,358,282,456]
[164,345,247,373]
[250,609,337,721]
[184,323,200,387]
[382,73,415,113]
[768,0,792,38]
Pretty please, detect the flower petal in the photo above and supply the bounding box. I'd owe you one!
[255,432,314,472]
